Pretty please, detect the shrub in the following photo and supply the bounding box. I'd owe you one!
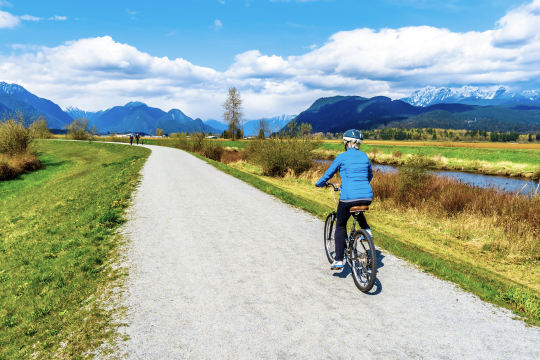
[202,141,225,161]
[0,154,41,181]
[28,117,53,139]
[392,150,402,158]
[246,139,315,177]
[65,118,90,140]
[0,118,31,156]
[398,153,434,197]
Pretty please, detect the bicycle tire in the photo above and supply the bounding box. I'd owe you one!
[349,229,377,292]
[324,213,336,264]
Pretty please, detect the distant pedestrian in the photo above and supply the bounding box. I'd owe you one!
[136,133,140,145]
[130,134,133,145]
[141,140,144,145]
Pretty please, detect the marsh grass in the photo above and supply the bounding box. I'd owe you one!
[0,141,150,358]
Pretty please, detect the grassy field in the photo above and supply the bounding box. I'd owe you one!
[0,141,150,359]
[179,149,540,326]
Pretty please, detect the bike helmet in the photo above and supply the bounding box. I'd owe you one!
[343,129,363,144]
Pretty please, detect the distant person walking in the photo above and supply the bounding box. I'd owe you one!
[136,133,140,145]
[130,134,134,145]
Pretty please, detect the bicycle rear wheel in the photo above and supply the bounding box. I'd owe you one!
[349,229,377,292]
[324,213,336,264]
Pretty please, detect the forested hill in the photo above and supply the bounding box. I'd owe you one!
[291,96,540,133]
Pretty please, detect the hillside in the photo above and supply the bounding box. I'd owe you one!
[0,82,73,126]
[292,95,540,133]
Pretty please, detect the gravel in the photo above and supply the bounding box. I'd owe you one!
[112,145,540,359]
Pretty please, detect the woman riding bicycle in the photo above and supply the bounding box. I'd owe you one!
[316,129,373,270]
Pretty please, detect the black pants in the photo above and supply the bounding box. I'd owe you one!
[335,200,371,261]
[136,138,139,145]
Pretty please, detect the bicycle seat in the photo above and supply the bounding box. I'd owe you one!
[350,206,369,212]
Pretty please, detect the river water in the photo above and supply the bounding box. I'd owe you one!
[314,160,540,195]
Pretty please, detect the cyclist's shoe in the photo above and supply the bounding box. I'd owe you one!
[331,260,344,270]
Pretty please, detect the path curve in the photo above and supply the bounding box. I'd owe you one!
[113,145,539,359]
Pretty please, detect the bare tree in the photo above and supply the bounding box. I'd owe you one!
[222,87,244,141]
[254,118,271,139]
[156,128,163,137]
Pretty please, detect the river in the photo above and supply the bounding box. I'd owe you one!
[314,160,540,195]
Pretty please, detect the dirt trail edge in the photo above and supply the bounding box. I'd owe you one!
[112,145,539,359]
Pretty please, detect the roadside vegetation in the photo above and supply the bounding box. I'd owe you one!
[0,141,150,358]
[0,116,52,181]
[155,133,540,325]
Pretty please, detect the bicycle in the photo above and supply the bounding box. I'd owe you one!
[323,182,377,292]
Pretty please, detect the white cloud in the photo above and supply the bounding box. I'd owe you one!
[0,9,19,28]
[214,19,223,30]
[20,15,42,21]
[218,0,225,4]
[48,15,67,20]
[0,1,13,8]
[2,1,540,120]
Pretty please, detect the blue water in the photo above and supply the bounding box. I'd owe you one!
[314,160,540,195]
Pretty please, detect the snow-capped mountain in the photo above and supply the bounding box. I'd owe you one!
[401,85,538,107]
[0,82,26,95]
[64,106,103,121]
[243,114,296,136]
[0,81,73,126]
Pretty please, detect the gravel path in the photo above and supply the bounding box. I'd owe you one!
[113,145,540,359]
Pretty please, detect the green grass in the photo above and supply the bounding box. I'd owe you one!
[188,151,540,326]
[317,143,540,166]
[0,140,150,359]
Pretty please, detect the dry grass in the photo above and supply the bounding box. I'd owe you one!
[0,153,42,181]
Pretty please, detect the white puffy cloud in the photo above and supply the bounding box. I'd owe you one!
[2,1,540,120]
[0,9,19,28]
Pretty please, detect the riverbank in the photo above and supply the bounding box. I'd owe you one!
[315,143,540,179]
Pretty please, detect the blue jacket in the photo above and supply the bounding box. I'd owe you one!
[316,148,373,201]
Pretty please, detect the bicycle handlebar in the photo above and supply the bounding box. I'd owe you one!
[325,183,340,192]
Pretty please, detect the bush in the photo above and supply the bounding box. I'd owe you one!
[392,150,402,158]
[28,117,53,139]
[202,141,225,161]
[65,118,90,140]
[246,139,315,177]
[533,165,540,182]
[0,118,31,156]
[398,153,434,197]
[0,154,41,181]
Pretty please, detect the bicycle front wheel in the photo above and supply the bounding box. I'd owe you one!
[324,213,336,264]
[350,229,377,292]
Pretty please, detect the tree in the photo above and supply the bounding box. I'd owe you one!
[254,118,271,139]
[156,128,163,137]
[222,87,244,141]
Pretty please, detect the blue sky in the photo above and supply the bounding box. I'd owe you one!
[3,0,527,70]
[1,0,540,119]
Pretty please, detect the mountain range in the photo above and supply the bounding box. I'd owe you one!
[401,85,540,107]
[291,95,540,133]
[2,81,540,135]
